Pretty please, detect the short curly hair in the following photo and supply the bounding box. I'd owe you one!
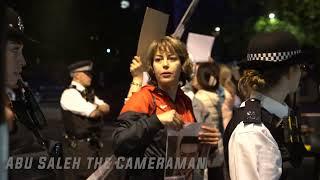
[144,36,193,86]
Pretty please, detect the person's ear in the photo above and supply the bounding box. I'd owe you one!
[287,65,299,80]
[73,72,80,80]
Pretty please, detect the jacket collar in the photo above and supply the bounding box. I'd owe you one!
[144,84,185,101]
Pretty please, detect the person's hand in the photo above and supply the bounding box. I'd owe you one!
[130,56,144,78]
[89,108,104,119]
[198,125,220,146]
[156,110,184,130]
[97,104,110,114]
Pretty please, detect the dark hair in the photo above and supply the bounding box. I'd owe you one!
[196,62,220,91]
[145,36,193,86]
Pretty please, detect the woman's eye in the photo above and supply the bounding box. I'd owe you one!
[169,56,178,60]
[154,57,162,62]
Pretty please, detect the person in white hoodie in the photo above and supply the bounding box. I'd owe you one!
[193,62,225,180]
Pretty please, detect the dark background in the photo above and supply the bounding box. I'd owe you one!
[2,0,232,117]
[2,2,320,179]
[4,0,269,117]
[4,0,320,117]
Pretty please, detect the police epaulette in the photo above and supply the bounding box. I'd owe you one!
[242,98,262,124]
[68,85,77,89]
[68,85,82,94]
[68,85,86,98]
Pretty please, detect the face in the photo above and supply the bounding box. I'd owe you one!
[5,40,26,88]
[153,49,181,88]
[180,143,198,157]
[288,64,302,93]
[75,72,92,87]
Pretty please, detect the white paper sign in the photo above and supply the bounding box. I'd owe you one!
[137,7,169,62]
[187,33,215,63]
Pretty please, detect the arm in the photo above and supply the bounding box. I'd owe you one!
[222,90,234,129]
[98,104,110,114]
[114,88,159,157]
[60,89,97,117]
[88,109,104,119]
[113,110,184,157]
[229,126,282,180]
[94,96,110,115]
[112,112,164,157]
[126,56,144,101]
[126,76,143,100]
[113,90,184,157]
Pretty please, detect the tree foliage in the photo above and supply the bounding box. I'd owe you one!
[254,0,320,47]
[254,17,306,43]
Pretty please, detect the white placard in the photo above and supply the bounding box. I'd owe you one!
[187,33,215,63]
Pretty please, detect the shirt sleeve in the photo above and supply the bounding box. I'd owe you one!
[228,123,282,180]
[113,112,164,157]
[60,89,97,117]
[113,89,164,157]
[94,96,106,105]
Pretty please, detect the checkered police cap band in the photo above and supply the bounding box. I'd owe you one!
[247,50,302,62]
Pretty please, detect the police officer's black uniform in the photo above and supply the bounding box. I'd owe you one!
[61,61,104,179]
[223,99,306,179]
[223,31,314,180]
[6,7,63,180]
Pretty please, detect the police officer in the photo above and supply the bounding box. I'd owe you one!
[1,5,9,179]
[4,6,60,180]
[223,32,311,180]
[60,60,110,179]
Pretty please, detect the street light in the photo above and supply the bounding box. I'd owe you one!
[268,13,275,19]
[215,27,221,32]
[120,0,130,9]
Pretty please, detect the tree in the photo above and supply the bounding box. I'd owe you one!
[254,0,320,47]
[254,17,306,43]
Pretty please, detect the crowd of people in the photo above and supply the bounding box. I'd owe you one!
[120,37,241,179]
[1,4,314,180]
